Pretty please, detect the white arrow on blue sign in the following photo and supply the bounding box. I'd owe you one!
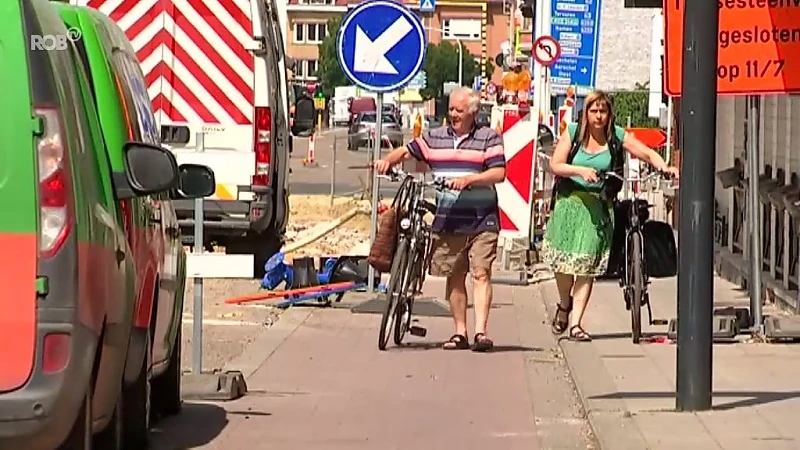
[420,0,435,13]
[336,0,427,93]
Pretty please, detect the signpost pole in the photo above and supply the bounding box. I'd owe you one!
[675,0,718,412]
[367,94,384,293]
[747,95,763,331]
[192,132,205,375]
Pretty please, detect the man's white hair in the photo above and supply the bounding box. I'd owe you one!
[449,87,481,114]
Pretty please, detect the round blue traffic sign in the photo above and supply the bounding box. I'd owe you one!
[336,0,427,93]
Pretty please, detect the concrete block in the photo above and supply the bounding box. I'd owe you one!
[181,370,248,401]
[764,315,800,342]
[667,315,739,341]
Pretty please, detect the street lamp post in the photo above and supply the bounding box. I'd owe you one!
[426,27,463,86]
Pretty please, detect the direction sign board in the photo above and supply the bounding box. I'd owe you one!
[336,0,427,93]
[664,0,798,95]
[549,0,602,91]
[420,0,435,13]
[533,35,561,66]
[407,70,427,89]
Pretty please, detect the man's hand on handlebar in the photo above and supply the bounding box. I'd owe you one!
[374,159,393,175]
[446,175,473,191]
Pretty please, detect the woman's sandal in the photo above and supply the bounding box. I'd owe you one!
[551,300,573,335]
[443,334,470,350]
[568,325,592,342]
[472,333,494,352]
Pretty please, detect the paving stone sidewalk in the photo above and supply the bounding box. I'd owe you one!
[541,275,800,450]
[151,278,598,450]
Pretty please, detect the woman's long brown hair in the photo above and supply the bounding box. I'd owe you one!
[577,90,616,148]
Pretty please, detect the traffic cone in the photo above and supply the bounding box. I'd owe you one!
[303,133,318,167]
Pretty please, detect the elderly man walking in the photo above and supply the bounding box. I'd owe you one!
[374,87,506,352]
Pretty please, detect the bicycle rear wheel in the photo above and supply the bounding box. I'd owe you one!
[378,236,409,351]
[630,232,644,344]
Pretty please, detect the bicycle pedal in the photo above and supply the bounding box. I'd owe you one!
[651,319,669,326]
[409,326,427,337]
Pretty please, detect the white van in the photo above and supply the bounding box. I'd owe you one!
[77,0,313,276]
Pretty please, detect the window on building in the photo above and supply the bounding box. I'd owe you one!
[441,18,481,41]
[293,22,328,44]
[293,59,320,80]
[306,60,319,78]
[297,0,335,4]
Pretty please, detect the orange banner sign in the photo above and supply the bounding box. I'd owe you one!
[664,0,800,96]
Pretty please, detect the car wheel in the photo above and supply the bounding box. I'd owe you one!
[58,386,93,449]
[122,331,151,449]
[93,388,123,449]
[151,326,182,418]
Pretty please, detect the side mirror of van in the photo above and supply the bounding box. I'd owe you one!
[292,96,315,137]
[175,164,216,199]
[118,142,179,199]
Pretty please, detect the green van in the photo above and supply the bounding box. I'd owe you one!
[0,0,214,448]
[53,3,211,445]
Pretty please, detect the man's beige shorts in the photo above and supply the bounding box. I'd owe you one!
[428,231,499,277]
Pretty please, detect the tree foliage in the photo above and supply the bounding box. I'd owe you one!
[318,22,494,99]
[609,82,659,128]
[317,16,346,98]
[420,41,494,100]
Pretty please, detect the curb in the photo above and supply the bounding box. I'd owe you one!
[536,281,650,450]
[222,307,314,380]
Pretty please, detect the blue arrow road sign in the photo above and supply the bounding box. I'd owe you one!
[549,0,602,91]
[336,0,427,93]
[420,0,435,13]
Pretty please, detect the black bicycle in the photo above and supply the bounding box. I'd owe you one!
[601,170,671,344]
[376,167,451,350]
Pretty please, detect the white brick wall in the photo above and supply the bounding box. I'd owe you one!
[595,2,655,90]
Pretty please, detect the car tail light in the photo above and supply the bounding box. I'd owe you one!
[42,332,70,374]
[252,106,271,187]
[35,107,73,258]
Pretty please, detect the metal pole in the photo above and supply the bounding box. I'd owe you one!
[675,0,718,412]
[330,135,337,207]
[457,39,463,86]
[747,95,763,330]
[367,94,384,292]
[624,116,632,199]
[666,97,673,166]
[192,132,205,374]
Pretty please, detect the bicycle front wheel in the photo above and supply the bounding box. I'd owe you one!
[630,232,644,344]
[393,241,422,346]
[378,236,409,351]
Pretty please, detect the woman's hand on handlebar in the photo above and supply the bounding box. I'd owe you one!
[660,166,680,179]
[578,167,599,183]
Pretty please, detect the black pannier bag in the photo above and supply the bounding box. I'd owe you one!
[602,199,650,278]
[642,220,678,278]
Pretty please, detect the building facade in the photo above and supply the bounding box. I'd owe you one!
[283,0,654,92]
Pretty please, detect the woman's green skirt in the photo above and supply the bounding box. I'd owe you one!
[540,189,614,277]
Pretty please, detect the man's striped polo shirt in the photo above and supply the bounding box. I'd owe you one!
[407,124,506,235]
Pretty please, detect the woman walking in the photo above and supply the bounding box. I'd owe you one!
[541,90,679,341]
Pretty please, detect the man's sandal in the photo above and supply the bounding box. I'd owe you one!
[568,325,592,342]
[443,334,470,350]
[551,300,572,335]
[472,333,494,352]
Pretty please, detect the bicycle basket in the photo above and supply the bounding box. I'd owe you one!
[368,206,399,272]
[367,176,414,272]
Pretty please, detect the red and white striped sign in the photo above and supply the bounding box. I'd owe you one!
[496,106,537,237]
[83,0,255,126]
